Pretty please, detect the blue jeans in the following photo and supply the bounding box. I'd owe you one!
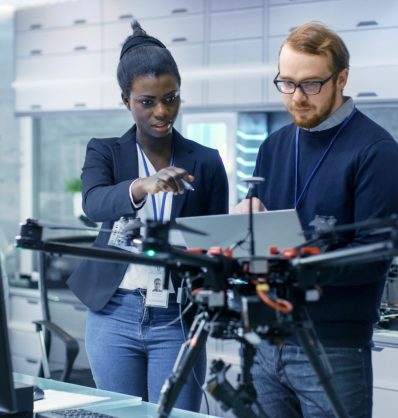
[85,289,206,412]
[251,341,372,418]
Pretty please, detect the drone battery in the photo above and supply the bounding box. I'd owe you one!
[242,296,284,334]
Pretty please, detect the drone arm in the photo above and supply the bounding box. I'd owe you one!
[294,241,395,287]
[15,219,224,273]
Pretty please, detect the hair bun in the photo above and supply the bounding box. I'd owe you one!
[119,18,166,60]
[131,19,146,36]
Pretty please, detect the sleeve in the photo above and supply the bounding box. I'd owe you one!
[81,138,139,222]
[321,138,398,286]
[129,179,147,209]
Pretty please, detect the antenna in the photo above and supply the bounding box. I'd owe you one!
[242,177,265,256]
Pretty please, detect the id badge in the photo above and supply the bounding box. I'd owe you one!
[108,218,130,248]
[145,266,169,308]
[108,217,140,252]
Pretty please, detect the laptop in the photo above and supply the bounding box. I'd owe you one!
[174,209,304,257]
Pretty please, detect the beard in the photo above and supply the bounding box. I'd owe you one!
[288,85,338,129]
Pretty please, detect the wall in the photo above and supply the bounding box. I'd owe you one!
[0,6,21,240]
[5,0,398,269]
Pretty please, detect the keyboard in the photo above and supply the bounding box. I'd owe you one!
[36,409,117,418]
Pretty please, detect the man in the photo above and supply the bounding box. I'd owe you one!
[152,278,162,292]
[235,23,398,418]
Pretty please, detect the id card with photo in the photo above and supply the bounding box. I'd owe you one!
[145,266,169,308]
[108,217,141,253]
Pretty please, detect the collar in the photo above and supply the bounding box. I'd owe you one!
[304,97,355,132]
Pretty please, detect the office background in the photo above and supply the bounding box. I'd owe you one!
[1,1,398,417]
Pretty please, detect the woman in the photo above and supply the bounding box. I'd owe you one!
[67,20,228,412]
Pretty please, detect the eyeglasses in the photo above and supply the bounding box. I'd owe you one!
[273,72,337,95]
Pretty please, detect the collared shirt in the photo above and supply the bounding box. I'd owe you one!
[119,144,173,291]
[305,97,355,132]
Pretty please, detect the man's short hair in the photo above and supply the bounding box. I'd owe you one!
[281,22,350,74]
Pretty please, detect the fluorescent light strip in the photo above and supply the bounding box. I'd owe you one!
[236,157,256,168]
[237,184,249,194]
[236,143,260,154]
[237,130,267,141]
[237,170,252,179]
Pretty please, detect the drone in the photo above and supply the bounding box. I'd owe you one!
[15,214,398,418]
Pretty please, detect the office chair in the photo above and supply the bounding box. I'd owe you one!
[34,235,96,387]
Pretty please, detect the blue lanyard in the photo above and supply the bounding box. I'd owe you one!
[294,108,357,208]
[137,144,174,223]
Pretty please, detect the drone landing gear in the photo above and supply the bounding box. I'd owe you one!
[206,341,269,418]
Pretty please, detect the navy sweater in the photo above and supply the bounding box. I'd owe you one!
[252,110,398,346]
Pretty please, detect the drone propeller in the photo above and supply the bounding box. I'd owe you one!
[33,220,102,233]
[303,214,398,236]
[28,218,207,237]
[169,222,208,236]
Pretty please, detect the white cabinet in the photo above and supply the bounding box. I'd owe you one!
[13,0,398,112]
[268,0,398,36]
[103,14,205,51]
[16,53,102,81]
[346,66,398,102]
[16,0,101,31]
[210,0,264,12]
[102,80,124,110]
[102,21,133,51]
[144,14,205,45]
[269,27,398,67]
[9,291,41,325]
[210,8,264,41]
[16,26,102,57]
[47,291,89,371]
[9,327,43,358]
[372,332,398,418]
[15,83,102,113]
[14,0,103,113]
[8,289,42,375]
[208,77,264,106]
[169,43,204,69]
[180,80,205,107]
[102,0,204,22]
[8,287,90,375]
[269,0,324,4]
[339,28,398,67]
[209,39,264,66]
[207,38,264,106]
[12,354,41,376]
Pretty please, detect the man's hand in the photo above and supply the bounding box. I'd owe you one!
[232,197,266,214]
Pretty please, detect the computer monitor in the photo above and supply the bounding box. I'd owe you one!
[0,262,33,416]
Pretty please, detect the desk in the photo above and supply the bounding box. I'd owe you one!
[371,330,398,418]
[15,373,218,418]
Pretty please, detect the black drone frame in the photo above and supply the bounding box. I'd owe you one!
[15,216,398,418]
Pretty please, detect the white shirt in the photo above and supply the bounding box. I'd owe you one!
[119,144,173,290]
